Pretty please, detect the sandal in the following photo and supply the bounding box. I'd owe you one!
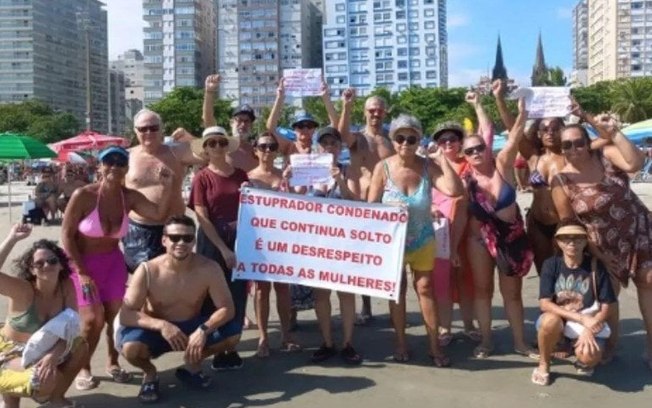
[531,367,550,386]
[438,332,454,347]
[392,350,410,363]
[280,341,302,353]
[174,367,212,390]
[311,344,337,363]
[138,377,160,403]
[473,345,493,359]
[515,348,540,360]
[461,329,482,343]
[340,345,363,365]
[74,375,99,391]
[431,353,452,368]
[106,366,133,383]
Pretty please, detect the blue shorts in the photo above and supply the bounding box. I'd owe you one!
[117,316,241,358]
[122,219,165,273]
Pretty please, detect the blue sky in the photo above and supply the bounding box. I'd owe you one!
[106,0,577,87]
[447,0,576,87]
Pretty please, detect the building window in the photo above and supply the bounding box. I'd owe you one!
[424,8,435,17]
[336,3,345,11]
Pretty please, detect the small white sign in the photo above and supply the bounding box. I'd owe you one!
[289,153,333,187]
[283,68,322,97]
[509,87,571,119]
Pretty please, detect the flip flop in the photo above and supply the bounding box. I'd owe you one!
[74,375,99,391]
[279,341,302,353]
[431,353,451,368]
[473,345,493,359]
[392,350,410,363]
[341,345,363,365]
[531,367,550,386]
[515,348,540,360]
[106,367,133,383]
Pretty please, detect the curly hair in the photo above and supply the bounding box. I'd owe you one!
[13,239,73,283]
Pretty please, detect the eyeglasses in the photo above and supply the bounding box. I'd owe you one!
[165,234,195,243]
[32,257,59,269]
[393,134,419,145]
[294,122,316,130]
[102,154,128,168]
[256,142,279,152]
[437,134,460,145]
[136,125,160,133]
[557,235,587,242]
[561,139,587,151]
[204,138,229,149]
[463,144,486,156]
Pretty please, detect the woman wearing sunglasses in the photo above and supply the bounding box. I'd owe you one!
[461,98,535,359]
[188,127,249,371]
[428,91,490,348]
[552,115,651,368]
[246,132,301,358]
[1,223,86,408]
[368,114,463,366]
[61,146,172,390]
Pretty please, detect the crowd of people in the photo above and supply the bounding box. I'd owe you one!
[1,74,651,406]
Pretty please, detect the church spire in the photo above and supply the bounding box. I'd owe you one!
[492,35,508,81]
[531,32,548,85]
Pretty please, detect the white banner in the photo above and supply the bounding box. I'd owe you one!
[289,153,333,187]
[283,68,322,97]
[509,87,571,119]
[233,188,408,301]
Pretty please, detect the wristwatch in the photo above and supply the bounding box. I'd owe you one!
[199,323,209,333]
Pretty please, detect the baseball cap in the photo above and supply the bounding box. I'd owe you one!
[98,146,129,161]
[316,126,342,143]
[291,111,319,128]
[431,121,466,141]
[232,104,256,121]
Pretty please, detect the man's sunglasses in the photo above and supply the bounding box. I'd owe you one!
[560,139,587,151]
[437,134,460,145]
[136,125,160,133]
[204,138,229,149]
[463,144,486,156]
[102,154,128,167]
[165,234,195,243]
[294,122,316,130]
[33,257,59,269]
[257,142,279,152]
[393,134,418,145]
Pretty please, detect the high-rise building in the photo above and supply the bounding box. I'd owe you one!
[322,0,448,98]
[585,0,652,85]
[142,0,216,105]
[0,0,109,132]
[572,0,589,86]
[108,69,126,134]
[110,49,145,129]
[215,0,323,112]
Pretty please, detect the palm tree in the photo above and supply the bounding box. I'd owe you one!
[610,78,652,123]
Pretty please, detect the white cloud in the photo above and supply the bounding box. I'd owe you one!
[448,13,469,29]
[105,0,145,59]
[556,7,572,19]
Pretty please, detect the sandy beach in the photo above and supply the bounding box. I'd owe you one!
[0,181,650,408]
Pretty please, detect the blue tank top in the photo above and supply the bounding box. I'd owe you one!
[381,160,434,251]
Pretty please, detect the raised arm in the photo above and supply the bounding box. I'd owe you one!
[266,78,294,154]
[321,78,339,126]
[428,152,464,198]
[0,223,33,297]
[466,91,492,146]
[496,98,527,179]
[202,74,220,127]
[591,114,644,172]
[338,88,359,149]
[492,79,515,131]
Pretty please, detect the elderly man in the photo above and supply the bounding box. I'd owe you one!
[118,215,239,403]
[202,74,258,172]
[338,88,396,323]
[122,109,205,272]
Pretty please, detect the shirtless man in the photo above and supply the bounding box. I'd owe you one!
[118,215,239,402]
[202,74,258,172]
[122,109,206,272]
[338,88,396,322]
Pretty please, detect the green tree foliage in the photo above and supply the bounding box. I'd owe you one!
[571,81,612,115]
[148,87,232,136]
[609,78,652,123]
[546,67,568,86]
[0,100,80,143]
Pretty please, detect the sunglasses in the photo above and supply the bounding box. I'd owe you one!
[102,154,128,168]
[136,125,160,133]
[463,144,486,156]
[437,134,460,145]
[393,134,419,145]
[256,142,279,152]
[204,138,229,149]
[294,122,316,130]
[32,257,59,269]
[561,139,587,151]
[165,234,195,243]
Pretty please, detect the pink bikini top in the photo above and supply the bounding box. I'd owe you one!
[78,187,129,239]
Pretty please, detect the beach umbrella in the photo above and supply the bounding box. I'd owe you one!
[0,132,57,222]
[622,118,652,145]
[49,130,130,152]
